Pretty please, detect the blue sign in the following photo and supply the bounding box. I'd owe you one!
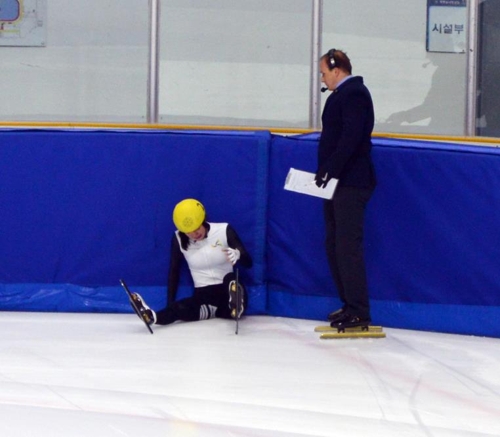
[0,0,20,22]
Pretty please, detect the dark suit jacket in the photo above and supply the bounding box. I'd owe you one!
[317,76,376,188]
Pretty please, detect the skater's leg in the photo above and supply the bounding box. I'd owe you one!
[155,296,218,325]
[157,281,248,324]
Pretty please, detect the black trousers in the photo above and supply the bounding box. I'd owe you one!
[155,272,247,325]
[323,186,374,319]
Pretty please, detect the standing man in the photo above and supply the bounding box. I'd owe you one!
[315,48,376,329]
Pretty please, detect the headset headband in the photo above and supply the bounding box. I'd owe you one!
[327,48,336,69]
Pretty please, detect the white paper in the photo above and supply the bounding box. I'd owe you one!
[284,168,337,200]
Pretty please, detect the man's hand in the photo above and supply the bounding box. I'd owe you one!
[315,169,332,188]
[223,247,240,265]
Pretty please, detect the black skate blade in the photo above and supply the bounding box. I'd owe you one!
[120,279,154,334]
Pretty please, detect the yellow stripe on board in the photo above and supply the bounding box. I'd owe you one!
[0,121,499,145]
[0,121,311,135]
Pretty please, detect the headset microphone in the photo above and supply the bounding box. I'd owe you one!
[321,87,328,93]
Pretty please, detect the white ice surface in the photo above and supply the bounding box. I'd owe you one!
[0,312,499,437]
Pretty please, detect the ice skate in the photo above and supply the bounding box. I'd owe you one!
[120,279,155,334]
[330,312,370,331]
[327,307,346,322]
[130,292,157,325]
[319,313,385,339]
[228,279,244,319]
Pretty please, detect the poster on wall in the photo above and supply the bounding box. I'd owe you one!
[0,0,46,47]
[426,0,466,53]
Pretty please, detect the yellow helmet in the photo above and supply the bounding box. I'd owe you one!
[172,199,206,233]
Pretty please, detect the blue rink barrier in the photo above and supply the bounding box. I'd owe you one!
[1,129,500,337]
[0,129,270,315]
[268,134,500,337]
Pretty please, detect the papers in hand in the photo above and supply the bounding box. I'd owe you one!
[284,168,337,200]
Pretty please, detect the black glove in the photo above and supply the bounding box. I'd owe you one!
[314,168,332,188]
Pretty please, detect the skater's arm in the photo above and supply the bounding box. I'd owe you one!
[167,235,183,305]
[226,224,253,268]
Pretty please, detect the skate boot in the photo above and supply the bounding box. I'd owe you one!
[330,312,370,331]
[131,293,157,325]
[228,280,244,319]
[327,306,346,322]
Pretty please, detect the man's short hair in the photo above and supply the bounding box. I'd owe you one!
[322,49,352,75]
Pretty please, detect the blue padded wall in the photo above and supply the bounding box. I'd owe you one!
[268,134,500,337]
[1,128,500,337]
[0,129,270,315]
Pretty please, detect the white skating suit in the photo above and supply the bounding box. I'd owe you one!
[175,222,233,288]
[166,221,253,306]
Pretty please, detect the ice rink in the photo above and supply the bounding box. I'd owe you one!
[0,311,499,437]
